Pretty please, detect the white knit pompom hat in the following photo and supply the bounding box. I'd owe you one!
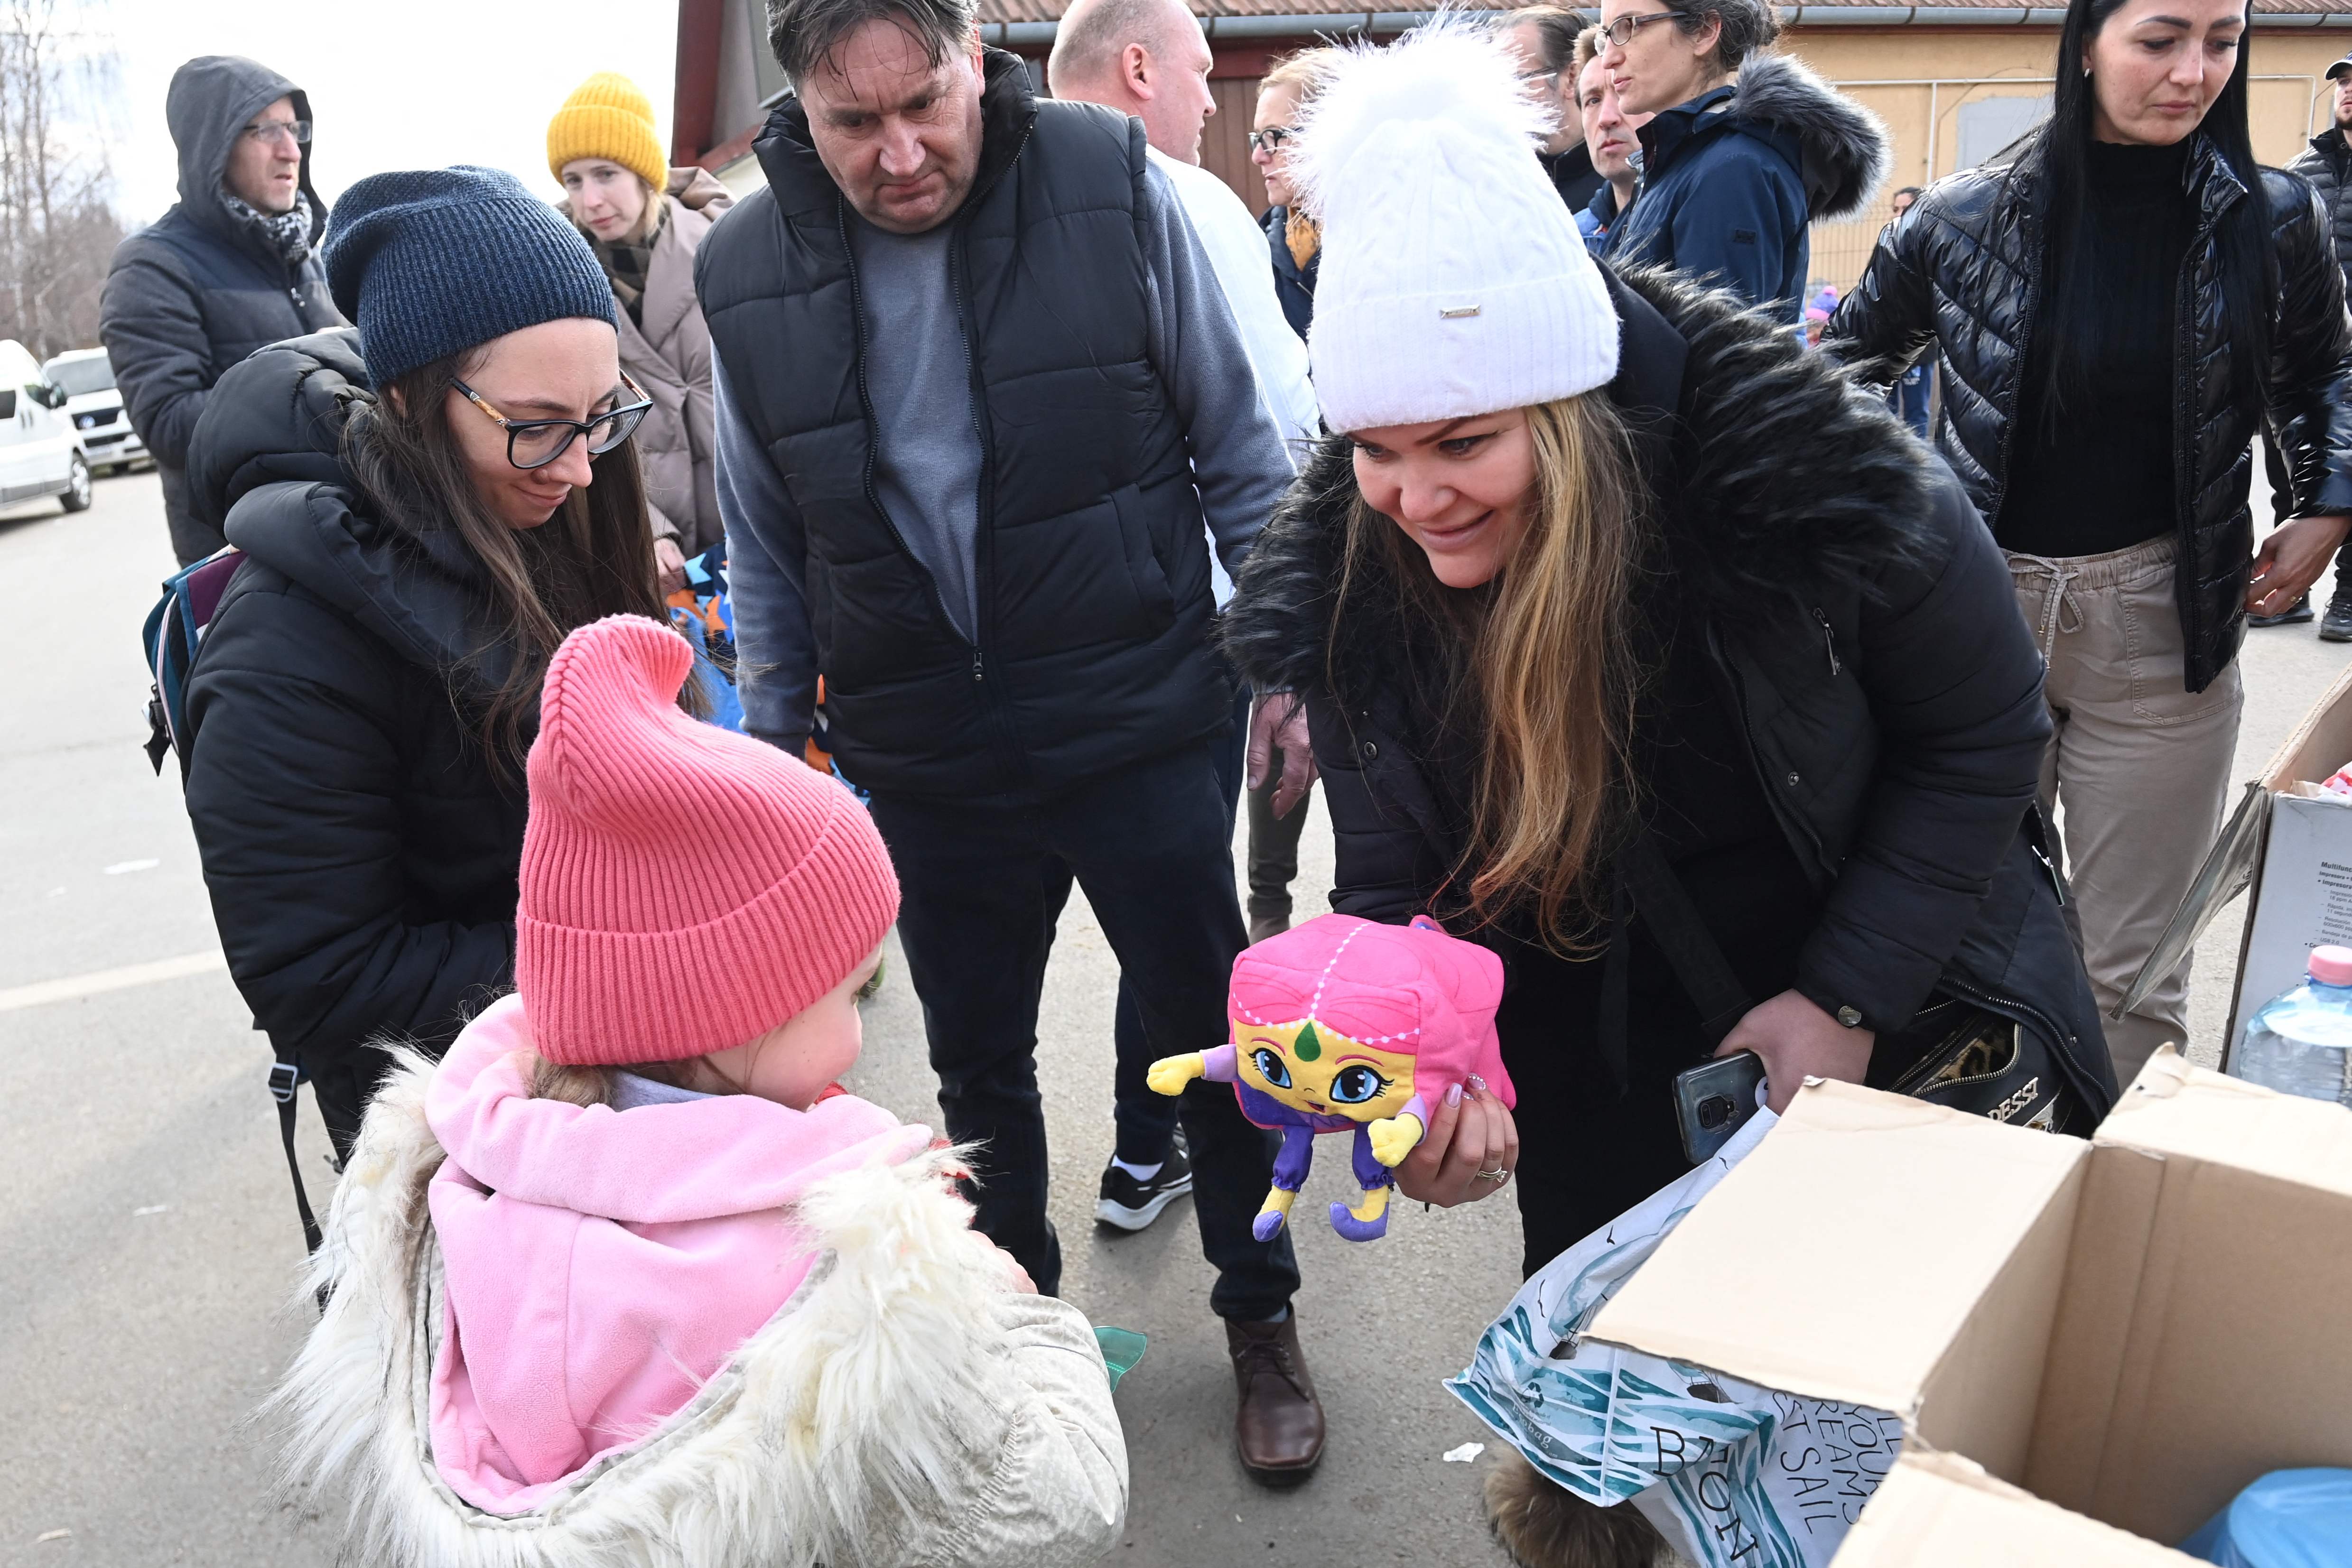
[1292,15,1620,432]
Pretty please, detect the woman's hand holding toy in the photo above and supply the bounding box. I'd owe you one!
[1394,1076,1518,1208]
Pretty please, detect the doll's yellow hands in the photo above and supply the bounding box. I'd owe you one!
[1146,1052,1207,1096]
[1367,1112,1424,1168]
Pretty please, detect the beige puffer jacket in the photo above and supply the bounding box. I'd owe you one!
[566,168,732,559]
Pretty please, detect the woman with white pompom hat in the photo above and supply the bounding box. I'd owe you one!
[1219,22,2110,1560]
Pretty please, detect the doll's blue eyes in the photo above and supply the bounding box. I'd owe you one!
[1331,1065,1390,1104]
[1252,1048,1293,1088]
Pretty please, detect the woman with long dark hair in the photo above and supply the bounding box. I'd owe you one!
[1827,0,2352,1085]
[180,167,667,1155]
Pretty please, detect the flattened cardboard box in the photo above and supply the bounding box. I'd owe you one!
[1585,1054,2352,1562]
[2126,659,2352,1067]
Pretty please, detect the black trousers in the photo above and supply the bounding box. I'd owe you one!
[1104,687,1252,1164]
[868,740,1301,1322]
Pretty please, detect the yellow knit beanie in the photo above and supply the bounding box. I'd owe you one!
[548,73,666,193]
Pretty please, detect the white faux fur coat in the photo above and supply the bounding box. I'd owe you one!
[270,1050,1129,1568]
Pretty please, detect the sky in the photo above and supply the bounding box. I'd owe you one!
[100,0,680,225]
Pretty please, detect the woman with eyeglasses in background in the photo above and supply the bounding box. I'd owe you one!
[1594,0,1887,320]
[1827,0,2352,1088]
[178,167,669,1157]
[1251,47,1344,342]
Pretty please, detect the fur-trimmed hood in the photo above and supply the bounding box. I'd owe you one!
[269,1046,1127,1568]
[1222,266,1929,700]
[1712,53,1887,223]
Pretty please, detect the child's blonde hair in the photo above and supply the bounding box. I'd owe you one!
[526,1052,704,1109]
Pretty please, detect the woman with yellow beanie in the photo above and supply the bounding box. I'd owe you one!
[549,71,732,591]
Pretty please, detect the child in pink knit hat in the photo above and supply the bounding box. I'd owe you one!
[274,614,1126,1568]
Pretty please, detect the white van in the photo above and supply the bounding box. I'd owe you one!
[0,340,90,516]
[42,347,149,474]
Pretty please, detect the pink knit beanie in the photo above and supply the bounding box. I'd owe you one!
[516,615,900,1065]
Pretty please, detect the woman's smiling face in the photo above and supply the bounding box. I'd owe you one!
[1350,409,1540,589]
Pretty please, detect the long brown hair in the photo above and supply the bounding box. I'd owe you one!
[342,346,669,770]
[1339,394,1650,952]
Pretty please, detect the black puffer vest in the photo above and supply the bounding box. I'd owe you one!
[2287,130,2352,295]
[695,52,1230,797]
[1826,130,2352,694]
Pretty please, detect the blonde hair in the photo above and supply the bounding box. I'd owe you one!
[1259,44,1344,108]
[1340,394,1648,952]
[526,1052,706,1108]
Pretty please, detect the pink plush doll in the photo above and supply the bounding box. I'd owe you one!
[1148,913,1515,1241]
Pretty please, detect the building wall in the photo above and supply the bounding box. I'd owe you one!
[1203,75,1266,212]
[1794,26,2343,293]
[1193,25,2348,293]
[694,8,2350,294]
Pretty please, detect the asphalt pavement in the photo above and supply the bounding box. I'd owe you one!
[0,468,2340,1566]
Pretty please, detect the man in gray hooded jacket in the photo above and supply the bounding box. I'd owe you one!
[102,56,343,565]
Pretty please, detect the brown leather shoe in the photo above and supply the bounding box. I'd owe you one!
[1227,1312,1325,1483]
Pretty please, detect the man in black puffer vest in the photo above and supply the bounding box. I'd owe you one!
[101,56,343,565]
[2277,52,2352,641]
[698,0,1321,1481]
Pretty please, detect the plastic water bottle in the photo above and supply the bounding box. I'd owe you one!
[2236,946,2352,1107]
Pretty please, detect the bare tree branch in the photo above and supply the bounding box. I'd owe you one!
[0,0,122,358]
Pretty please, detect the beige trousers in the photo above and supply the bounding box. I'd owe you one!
[2008,536,2244,1087]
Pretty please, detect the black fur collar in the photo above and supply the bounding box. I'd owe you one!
[1221,266,1931,698]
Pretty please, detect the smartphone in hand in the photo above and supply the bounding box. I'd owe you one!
[1673,1050,1767,1164]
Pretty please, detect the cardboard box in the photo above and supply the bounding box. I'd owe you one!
[1584,1054,2352,1562]
[2125,661,2352,1068]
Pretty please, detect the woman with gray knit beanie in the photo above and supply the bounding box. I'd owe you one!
[176,165,671,1159]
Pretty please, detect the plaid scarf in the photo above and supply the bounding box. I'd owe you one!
[590,200,665,326]
[1284,207,1320,273]
[220,189,315,266]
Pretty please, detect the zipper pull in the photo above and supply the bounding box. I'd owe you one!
[1812,607,1840,676]
[972,650,984,684]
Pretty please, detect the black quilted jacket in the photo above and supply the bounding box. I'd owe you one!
[2287,130,2352,294]
[1223,267,2113,1112]
[1825,130,2352,693]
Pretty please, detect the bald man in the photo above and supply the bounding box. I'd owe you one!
[1049,0,1316,457]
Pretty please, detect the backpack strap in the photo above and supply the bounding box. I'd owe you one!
[268,1052,325,1257]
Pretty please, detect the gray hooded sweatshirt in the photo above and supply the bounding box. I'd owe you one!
[100,55,344,564]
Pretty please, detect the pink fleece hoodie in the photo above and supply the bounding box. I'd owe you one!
[421,994,934,1515]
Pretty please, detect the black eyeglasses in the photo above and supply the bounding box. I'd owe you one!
[1248,126,1298,155]
[1599,10,1678,47]
[451,373,653,470]
[240,119,311,147]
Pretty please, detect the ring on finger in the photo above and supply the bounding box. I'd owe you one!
[1474,1166,1510,1185]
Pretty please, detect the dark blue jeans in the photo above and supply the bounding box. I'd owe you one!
[1105,687,1253,1165]
[867,734,1299,1322]
[1889,362,1931,439]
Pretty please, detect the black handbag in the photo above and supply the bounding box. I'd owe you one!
[1619,827,2100,1138]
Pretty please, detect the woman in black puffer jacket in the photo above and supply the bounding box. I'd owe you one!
[182,168,666,1156]
[1228,28,2109,1562]
[1826,0,2352,1086]
[1227,21,2110,1273]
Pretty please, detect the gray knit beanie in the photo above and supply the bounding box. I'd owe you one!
[322,165,616,387]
